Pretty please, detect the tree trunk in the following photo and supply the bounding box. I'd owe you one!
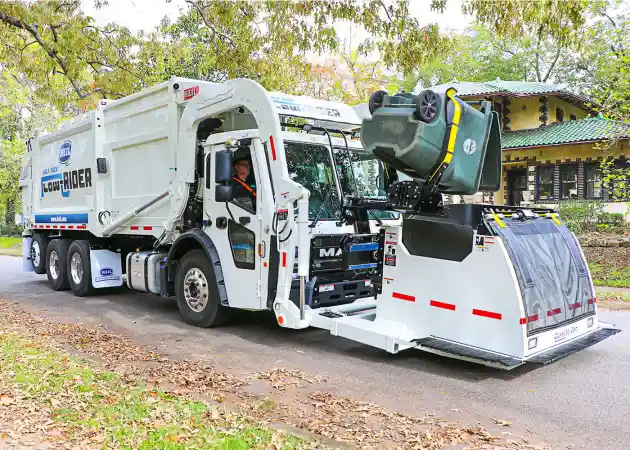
[5,198,15,226]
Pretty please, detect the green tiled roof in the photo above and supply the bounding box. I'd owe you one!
[501,116,630,149]
[431,80,576,97]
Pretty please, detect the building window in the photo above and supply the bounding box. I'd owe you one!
[555,108,565,122]
[536,166,554,200]
[584,163,604,199]
[560,164,578,199]
[570,114,577,121]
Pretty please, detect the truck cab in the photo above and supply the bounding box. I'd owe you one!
[194,97,401,315]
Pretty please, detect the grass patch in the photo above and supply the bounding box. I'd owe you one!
[597,291,630,310]
[0,236,21,249]
[0,331,307,449]
[589,262,630,288]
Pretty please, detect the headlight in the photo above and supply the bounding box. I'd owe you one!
[528,338,538,350]
[587,317,594,328]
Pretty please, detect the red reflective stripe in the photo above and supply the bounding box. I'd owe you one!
[520,317,526,325]
[130,226,139,230]
[59,225,66,229]
[282,251,287,268]
[269,135,277,161]
[393,292,415,302]
[588,298,596,305]
[68,226,74,229]
[547,308,562,316]
[472,309,502,320]
[45,225,50,229]
[528,314,539,322]
[430,300,455,311]
[143,226,153,231]
[568,302,582,310]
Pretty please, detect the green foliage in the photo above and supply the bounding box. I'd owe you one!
[0,137,25,219]
[459,0,590,42]
[596,211,627,232]
[556,200,628,234]
[556,200,604,234]
[0,225,23,238]
[0,1,143,111]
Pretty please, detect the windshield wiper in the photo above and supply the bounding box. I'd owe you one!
[309,188,336,229]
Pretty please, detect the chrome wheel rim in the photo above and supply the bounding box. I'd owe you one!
[70,253,83,285]
[183,268,209,312]
[32,241,41,267]
[48,250,59,279]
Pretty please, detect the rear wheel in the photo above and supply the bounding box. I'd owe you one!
[46,239,70,291]
[66,240,94,297]
[175,250,229,328]
[31,233,49,274]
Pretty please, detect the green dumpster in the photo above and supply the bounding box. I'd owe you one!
[360,88,502,195]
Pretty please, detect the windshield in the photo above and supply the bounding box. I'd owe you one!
[333,147,400,220]
[285,142,341,220]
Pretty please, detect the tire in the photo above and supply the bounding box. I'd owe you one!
[414,89,439,123]
[46,239,70,291]
[175,250,229,328]
[31,233,49,274]
[66,240,95,297]
[368,90,388,114]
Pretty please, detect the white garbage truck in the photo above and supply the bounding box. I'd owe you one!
[19,77,618,369]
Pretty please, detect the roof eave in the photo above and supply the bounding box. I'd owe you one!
[503,136,629,151]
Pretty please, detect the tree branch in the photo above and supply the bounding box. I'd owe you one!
[543,43,562,82]
[0,11,88,99]
[185,0,236,49]
[534,25,544,82]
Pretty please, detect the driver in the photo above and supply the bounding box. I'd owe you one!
[231,157,256,209]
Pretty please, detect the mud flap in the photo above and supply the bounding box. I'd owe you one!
[414,337,523,369]
[526,327,621,365]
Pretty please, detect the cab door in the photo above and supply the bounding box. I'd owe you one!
[203,141,263,310]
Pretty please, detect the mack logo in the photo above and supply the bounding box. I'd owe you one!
[59,141,72,165]
[319,248,342,258]
[100,268,114,277]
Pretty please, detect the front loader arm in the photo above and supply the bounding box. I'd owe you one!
[271,176,311,329]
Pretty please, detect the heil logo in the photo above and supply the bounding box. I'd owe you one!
[59,141,72,165]
[100,268,114,277]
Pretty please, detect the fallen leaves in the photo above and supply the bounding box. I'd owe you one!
[493,418,513,427]
[254,368,327,391]
[0,299,539,449]
[0,394,14,406]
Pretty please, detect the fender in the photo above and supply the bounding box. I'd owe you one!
[166,229,229,306]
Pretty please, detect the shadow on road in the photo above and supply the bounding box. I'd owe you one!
[13,277,541,383]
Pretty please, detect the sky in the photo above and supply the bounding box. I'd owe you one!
[84,0,471,43]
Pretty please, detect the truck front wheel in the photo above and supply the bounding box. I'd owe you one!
[46,239,70,291]
[175,250,229,328]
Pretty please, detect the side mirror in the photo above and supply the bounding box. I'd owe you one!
[215,184,234,202]
[215,150,232,183]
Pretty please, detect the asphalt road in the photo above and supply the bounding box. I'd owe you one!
[1,255,629,448]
